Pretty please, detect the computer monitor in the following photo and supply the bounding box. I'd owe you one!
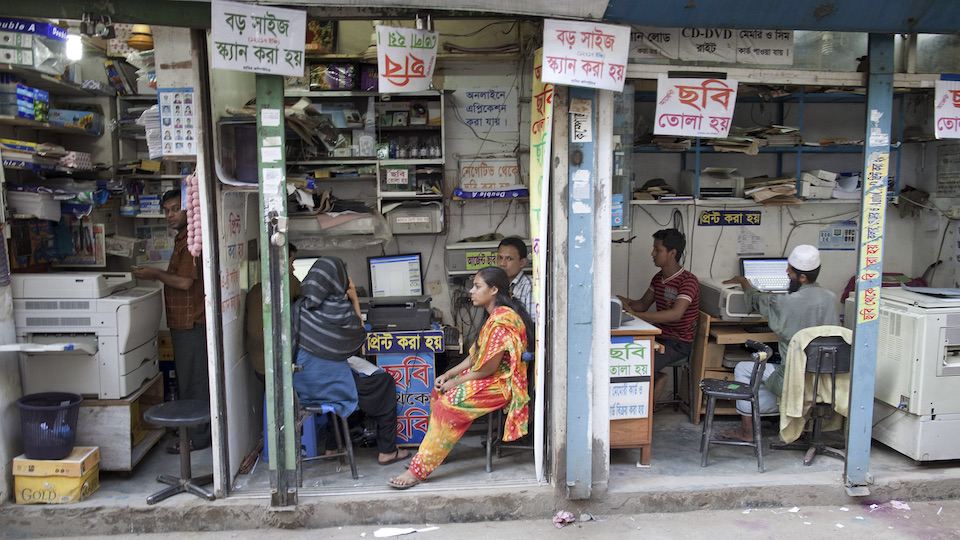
[740,257,790,292]
[368,253,423,298]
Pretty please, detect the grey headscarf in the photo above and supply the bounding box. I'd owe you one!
[292,256,366,361]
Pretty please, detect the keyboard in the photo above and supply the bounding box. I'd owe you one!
[748,277,789,291]
[744,324,771,333]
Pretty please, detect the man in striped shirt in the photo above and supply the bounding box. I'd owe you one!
[617,229,699,404]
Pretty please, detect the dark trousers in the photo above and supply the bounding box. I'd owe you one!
[324,370,399,455]
[171,323,211,448]
[655,337,693,373]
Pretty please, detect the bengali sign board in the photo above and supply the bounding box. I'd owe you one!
[609,337,651,379]
[630,26,793,65]
[365,330,444,355]
[654,74,738,139]
[376,25,438,93]
[935,80,960,140]
[379,353,434,444]
[609,381,649,420]
[698,210,761,227]
[609,337,651,419]
[211,1,306,77]
[856,152,888,325]
[541,19,630,92]
[456,88,518,133]
[458,157,524,194]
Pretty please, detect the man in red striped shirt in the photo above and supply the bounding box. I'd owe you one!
[617,229,699,404]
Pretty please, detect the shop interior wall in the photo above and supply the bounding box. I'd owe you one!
[616,93,960,318]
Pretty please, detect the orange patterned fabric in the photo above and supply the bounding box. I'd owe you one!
[406,306,529,481]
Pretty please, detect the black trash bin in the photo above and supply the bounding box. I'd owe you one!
[17,392,83,460]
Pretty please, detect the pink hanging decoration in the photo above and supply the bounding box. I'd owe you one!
[184,173,203,257]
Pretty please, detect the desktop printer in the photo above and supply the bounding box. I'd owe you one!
[699,279,762,321]
[680,169,745,198]
[362,295,432,331]
[4,273,162,399]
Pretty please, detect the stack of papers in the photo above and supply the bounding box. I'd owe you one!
[136,105,162,159]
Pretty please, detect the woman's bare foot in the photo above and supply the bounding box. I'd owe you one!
[715,427,753,443]
[378,448,411,465]
[388,470,420,488]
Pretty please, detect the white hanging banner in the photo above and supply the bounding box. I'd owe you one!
[935,80,960,139]
[376,25,438,93]
[541,19,630,92]
[210,0,306,77]
[653,74,739,139]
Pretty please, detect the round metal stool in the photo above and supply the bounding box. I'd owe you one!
[143,400,214,504]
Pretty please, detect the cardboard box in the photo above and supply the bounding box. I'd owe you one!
[801,181,834,200]
[48,109,104,134]
[57,150,92,170]
[104,235,145,258]
[15,465,99,504]
[13,446,100,477]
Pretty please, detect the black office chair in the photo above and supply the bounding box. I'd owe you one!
[770,335,851,466]
[698,340,773,472]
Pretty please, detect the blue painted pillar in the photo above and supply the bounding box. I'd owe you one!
[845,33,894,494]
[566,87,597,499]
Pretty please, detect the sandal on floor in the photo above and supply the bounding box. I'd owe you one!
[379,450,410,466]
[387,477,421,490]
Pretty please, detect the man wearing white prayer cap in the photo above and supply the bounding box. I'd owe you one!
[715,245,839,443]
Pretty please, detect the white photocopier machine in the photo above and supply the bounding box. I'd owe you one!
[2,272,162,400]
[847,287,960,461]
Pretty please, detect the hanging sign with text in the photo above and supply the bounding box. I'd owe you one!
[629,26,793,65]
[935,80,960,139]
[654,74,738,139]
[376,25,438,93]
[210,1,306,77]
[541,19,630,92]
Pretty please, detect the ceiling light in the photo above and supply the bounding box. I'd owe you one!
[66,27,83,61]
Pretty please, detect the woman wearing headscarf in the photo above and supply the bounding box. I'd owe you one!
[388,266,533,489]
[292,256,409,465]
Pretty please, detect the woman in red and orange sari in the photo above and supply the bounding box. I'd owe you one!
[388,266,533,489]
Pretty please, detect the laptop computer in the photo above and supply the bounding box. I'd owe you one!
[740,257,790,292]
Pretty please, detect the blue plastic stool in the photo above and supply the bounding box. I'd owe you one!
[262,395,322,462]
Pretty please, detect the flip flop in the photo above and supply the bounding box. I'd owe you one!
[714,432,751,443]
[387,477,421,490]
[378,450,410,466]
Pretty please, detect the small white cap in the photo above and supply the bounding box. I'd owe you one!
[788,244,820,272]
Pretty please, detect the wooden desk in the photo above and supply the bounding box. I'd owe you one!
[689,311,778,424]
[609,319,661,465]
